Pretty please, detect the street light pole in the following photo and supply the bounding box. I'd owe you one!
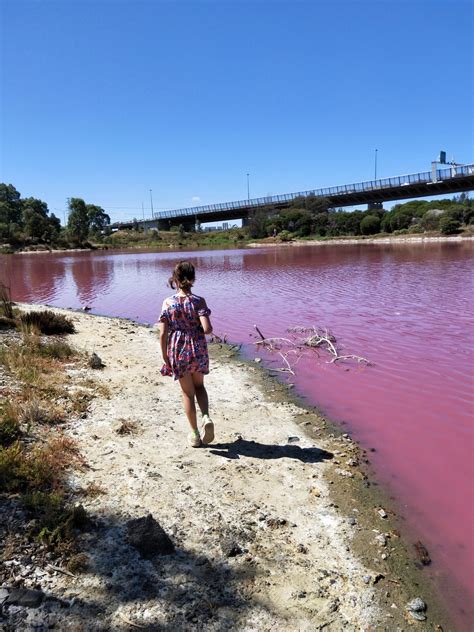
[149,189,154,216]
[374,149,378,180]
[247,173,250,200]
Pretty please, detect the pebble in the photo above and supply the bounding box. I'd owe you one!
[378,508,388,519]
[375,534,387,546]
[406,597,426,612]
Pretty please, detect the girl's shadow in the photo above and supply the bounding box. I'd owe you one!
[207,437,333,462]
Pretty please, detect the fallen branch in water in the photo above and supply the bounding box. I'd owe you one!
[252,324,372,375]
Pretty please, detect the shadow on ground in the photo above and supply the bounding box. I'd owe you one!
[207,437,333,462]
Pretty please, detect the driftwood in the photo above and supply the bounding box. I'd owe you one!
[253,324,372,376]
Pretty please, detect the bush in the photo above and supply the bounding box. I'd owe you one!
[360,214,380,235]
[278,230,292,242]
[20,310,75,335]
[439,215,461,235]
[0,403,21,446]
[408,224,424,234]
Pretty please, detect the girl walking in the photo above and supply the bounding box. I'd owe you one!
[159,261,214,447]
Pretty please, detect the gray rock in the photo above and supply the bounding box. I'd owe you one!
[5,587,45,608]
[126,514,175,558]
[408,610,427,621]
[406,597,426,612]
[89,352,105,369]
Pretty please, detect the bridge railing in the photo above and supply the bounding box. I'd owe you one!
[153,164,474,219]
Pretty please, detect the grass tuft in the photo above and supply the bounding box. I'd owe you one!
[20,310,76,335]
[0,402,22,447]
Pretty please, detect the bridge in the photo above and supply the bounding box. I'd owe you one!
[112,163,474,231]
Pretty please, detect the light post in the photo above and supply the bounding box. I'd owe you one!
[374,149,378,181]
[247,173,250,201]
[149,189,154,216]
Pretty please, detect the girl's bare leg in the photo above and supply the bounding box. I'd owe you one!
[192,372,209,416]
[178,374,198,431]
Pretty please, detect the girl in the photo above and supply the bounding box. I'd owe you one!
[159,261,214,448]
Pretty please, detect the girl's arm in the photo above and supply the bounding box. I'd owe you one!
[159,319,170,366]
[198,298,213,334]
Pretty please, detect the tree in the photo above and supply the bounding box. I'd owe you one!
[0,184,22,234]
[21,197,59,242]
[360,214,381,235]
[312,213,329,236]
[67,198,90,243]
[87,204,110,238]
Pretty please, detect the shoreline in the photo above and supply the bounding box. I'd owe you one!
[2,303,455,630]
[248,234,474,248]
[3,232,473,256]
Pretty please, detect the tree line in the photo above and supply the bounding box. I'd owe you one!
[247,193,473,239]
[0,184,110,249]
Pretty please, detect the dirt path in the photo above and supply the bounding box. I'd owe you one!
[9,306,440,631]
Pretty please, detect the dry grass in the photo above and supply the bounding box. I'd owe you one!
[19,310,75,335]
[0,401,22,447]
[20,399,66,427]
[0,283,14,320]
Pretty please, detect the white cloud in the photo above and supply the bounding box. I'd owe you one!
[191,196,201,203]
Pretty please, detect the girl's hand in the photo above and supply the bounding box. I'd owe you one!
[161,357,172,377]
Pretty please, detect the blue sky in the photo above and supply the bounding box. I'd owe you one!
[1,0,472,223]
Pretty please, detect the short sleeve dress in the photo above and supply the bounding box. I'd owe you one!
[159,293,211,380]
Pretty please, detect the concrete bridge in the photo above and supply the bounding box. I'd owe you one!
[111,163,474,231]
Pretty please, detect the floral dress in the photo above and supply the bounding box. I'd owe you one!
[159,293,211,380]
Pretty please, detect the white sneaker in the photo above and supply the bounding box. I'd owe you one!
[188,431,202,448]
[201,414,215,444]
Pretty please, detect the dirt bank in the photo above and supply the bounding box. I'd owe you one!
[2,305,454,631]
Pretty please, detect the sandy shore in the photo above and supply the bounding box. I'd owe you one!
[248,235,474,248]
[4,305,453,631]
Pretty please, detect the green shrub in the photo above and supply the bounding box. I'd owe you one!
[408,224,424,234]
[393,228,409,236]
[278,230,292,242]
[439,215,461,235]
[20,310,75,335]
[360,214,380,235]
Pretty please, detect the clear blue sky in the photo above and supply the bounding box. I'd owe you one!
[1,0,473,223]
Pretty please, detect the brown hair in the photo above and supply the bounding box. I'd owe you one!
[168,260,195,291]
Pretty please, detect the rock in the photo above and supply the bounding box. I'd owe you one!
[375,534,387,546]
[254,357,262,363]
[363,575,371,584]
[406,597,426,612]
[5,587,45,608]
[287,436,300,443]
[377,508,388,519]
[89,353,105,369]
[414,540,431,565]
[126,514,175,558]
[220,538,243,558]
[348,516,357,526]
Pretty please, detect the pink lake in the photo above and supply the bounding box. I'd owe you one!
[1,241,473,629]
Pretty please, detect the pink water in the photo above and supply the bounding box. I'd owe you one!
[2,242,473,629]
